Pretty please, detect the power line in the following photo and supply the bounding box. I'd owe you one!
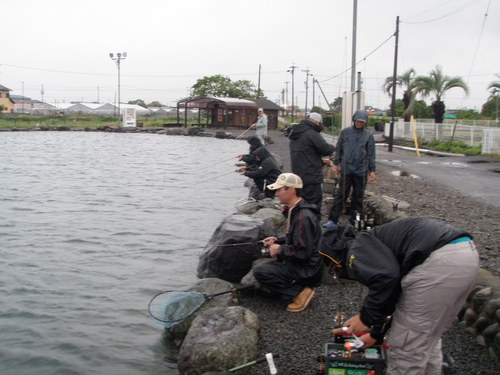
[318,33,394,83]
[402,0,482,24]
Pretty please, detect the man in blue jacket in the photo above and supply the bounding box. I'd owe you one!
[331,217,479,375]
[325,109,376,227]
[288,112,335,212]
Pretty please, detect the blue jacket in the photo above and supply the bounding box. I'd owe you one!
[334,113,376,176]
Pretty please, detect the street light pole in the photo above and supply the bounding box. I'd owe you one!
[109,52,127,124]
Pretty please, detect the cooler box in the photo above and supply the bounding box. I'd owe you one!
[324,343,387,375]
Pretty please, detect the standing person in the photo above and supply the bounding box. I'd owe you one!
[251,108,268,145]
[238,147,282,199]
[288,112,335,212]
[331,217,479,375]
[324,109,376,228]
[253,173,323,312]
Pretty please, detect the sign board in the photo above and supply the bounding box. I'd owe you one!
[122,108,136,127]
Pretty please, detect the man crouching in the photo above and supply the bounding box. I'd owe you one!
[253,173,322,312]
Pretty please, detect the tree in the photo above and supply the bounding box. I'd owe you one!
[383,68,418,122]
[148,101,164,107]
[128,99,147,108]
[414,65,469,123]
[191,75,263,99]
[330,97,343,111]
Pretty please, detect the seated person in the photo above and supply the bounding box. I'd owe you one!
[253,173,322,312]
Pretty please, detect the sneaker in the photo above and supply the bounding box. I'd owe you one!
[286,287,315,312]
[323,220,337,228]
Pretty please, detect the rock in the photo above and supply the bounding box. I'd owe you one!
[471,287,493,314]
[475,316,491,336]
[251,207,285,236]
[197,214,270,283]
[483,322,499,346]
[463,307,478,328]
[215,131,232,139]
[178,306,260,375]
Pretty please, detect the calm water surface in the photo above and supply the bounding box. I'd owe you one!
[0,132,248,375]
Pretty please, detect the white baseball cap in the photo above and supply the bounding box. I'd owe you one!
[267,173,303,190]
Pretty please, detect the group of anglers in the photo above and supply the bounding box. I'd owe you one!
[230,111,480,375]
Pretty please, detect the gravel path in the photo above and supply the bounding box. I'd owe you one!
[235,129,499,375]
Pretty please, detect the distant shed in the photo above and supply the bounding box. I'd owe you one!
[176,96,282,129]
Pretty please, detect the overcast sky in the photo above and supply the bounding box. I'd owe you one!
[1,0,498,112]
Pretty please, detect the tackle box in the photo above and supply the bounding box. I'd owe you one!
[324,343,387,375]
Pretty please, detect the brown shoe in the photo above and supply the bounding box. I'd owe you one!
[286,287,315,312]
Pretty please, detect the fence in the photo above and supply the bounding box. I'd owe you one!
[385,119,500,153]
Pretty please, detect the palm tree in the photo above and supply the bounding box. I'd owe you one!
[488,75,500,98]
[383,68,418,122]
[414,65,469,123]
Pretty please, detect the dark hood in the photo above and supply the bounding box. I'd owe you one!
[247,136,263,148]
[288,120,321,140]
[253,146,272,160]
[352,110,368,123]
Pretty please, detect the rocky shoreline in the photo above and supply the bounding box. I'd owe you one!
[240,129,499,375]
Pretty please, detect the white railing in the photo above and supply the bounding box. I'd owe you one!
[384,119,500,154]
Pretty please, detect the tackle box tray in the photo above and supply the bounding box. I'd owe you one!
[324,343,387,375]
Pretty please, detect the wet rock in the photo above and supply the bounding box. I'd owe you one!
[178,306,260,375]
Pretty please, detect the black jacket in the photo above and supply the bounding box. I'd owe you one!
[244,147,281,189]
[276,200,323,281]
[289,120,335,184]
[347,217,471,330]
[242,136,264,168]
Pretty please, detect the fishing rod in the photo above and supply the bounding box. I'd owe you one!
[234,126,254,140]
[197,169,240,183]
[166,241,263,253]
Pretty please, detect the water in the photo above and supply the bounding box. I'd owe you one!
[0,132,249,375]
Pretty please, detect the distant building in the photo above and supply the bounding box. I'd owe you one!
[176,96,283,129]
[0,84,15,113]
[11,95,33,114]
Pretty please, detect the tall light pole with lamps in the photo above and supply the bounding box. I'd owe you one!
[109,52,127,123]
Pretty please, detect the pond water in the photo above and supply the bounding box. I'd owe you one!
[0,131,248,375]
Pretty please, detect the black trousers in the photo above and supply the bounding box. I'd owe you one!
[302,183,323,212]
[328,172,366,223]
[253,260,323,298]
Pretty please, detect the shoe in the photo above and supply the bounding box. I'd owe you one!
[323,220,337,228]
[287,287,315,312]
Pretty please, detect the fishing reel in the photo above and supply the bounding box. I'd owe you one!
[261,247,272,258]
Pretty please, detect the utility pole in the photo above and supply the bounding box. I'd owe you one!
[351,0,358,92]
[389,16,400,152]
[109,52,127,125]
[285,81,289,115]
[41,85,44,103]
[312,78,316,110]
[257,64,261,99]
[302,67,312,116]
[356,71,362,110]
[287,64,298,122]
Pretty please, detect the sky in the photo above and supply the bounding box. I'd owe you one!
[1,0,499,112]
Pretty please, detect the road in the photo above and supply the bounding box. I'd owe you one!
[376,144,500,209]
[321,133,500,209]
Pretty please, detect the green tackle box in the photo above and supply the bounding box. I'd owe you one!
[324,343,387,375]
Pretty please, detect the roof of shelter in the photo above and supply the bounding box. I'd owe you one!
[178,96,257,109]
[252,99,284,111]
[0,84,12,91]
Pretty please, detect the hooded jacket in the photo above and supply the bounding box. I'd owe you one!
[334,110,376,176]
[276,199,323,281]
[244,147,281,187]
[346,217,471,334]
[289,120,335,184]
[242,136,264,167]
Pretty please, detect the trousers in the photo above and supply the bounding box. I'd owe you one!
[328,172,366,223]
[386,241,479,375]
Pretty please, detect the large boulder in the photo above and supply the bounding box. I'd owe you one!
[178,306,260,375]
[197,213,280,283]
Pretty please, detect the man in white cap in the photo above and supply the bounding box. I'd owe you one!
[251,108,268,145]
[253,173,322,312]
[288,112,335,213]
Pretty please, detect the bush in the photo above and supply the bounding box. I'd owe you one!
[426,140,482,155]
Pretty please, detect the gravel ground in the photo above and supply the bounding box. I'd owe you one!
[234,129,499,375]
